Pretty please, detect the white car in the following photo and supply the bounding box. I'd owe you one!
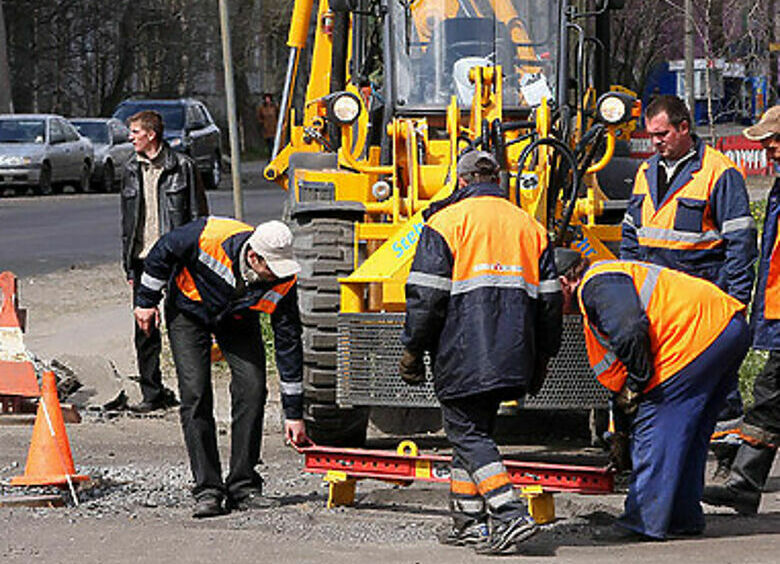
[70,118,134,192]
[0,114,94,195]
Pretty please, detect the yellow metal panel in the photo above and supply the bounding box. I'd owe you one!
[356,223,400,240]
[381,280,407,306]
[573,225,620,263]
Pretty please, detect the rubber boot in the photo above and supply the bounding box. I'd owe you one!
[702,443,777,514]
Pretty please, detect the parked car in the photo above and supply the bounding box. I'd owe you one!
[112,98,222,189]
[0,114,94,195]
[70,118,134,192]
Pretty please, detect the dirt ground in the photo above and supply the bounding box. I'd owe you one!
[1,262,779,563]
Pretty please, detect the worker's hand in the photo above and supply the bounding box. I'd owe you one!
[284,419,310,446]
[527,354,550,397]
[134,306,160,336]
[608,431,632,473]
[615,383,640,416]
[399,349,425,386]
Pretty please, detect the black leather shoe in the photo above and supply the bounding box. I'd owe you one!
[593,525,655,543]
[192,496,226,519]
[128,398,166,413]
[702,483,760,514]
[161,388,180,408]
[228,492,280,511]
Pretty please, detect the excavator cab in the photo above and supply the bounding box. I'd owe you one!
[388,0,559,111]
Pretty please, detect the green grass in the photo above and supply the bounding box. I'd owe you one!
[737,198,769,407]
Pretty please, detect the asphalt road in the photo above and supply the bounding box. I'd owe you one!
[0,161,287,277]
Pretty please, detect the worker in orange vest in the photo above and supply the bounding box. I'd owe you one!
[703,105,780,513]
[555,251,750,540]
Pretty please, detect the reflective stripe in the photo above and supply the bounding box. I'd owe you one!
[261,289,284,306]
[592,351,618,377]
[451,479,479,495]
[472,461,505,484]
[280,381,303,395]
[539,279,562,294]
[454,498,486,514]
[636,226,722,244]
[198,249,236,287]
[141,272,166,292]
[722,216,757,234]
[639,264,662,308]
[587,320,618,377]
[623,213,636,228]
[451,468,472,482]
[452,274,538,297]
[486,489,518,510]
[407,271,452,292]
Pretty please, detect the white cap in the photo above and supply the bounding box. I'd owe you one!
[247,220,301,278]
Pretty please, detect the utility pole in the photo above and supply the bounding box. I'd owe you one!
[684,0,696,131]
[218,0,243,220]
[0,1,13,113]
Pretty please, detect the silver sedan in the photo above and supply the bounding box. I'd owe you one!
[0,114,94,195]
[70,117,134,192]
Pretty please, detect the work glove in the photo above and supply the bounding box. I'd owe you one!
[608,431,632,473]
[615,382,640,416]
[399,349,425,386]
[527,354,550,397]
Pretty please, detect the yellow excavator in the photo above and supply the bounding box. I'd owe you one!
[265,0,640,445]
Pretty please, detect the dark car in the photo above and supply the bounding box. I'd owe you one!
[0,114,94,195]
[112,98,222,189]
[70,118,134,192]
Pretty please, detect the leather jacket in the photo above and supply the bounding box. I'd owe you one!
[120,143,209,279]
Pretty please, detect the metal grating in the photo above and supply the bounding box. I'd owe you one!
[337,313,609,409]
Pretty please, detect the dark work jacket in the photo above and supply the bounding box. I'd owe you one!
[135,217,303,419]
[752,176,780,350]
[120,143,209,279]
[620,137,757,304]
[401,182,563,401]
[579,271,653,393]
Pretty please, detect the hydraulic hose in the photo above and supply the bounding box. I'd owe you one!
[515,137,580,246]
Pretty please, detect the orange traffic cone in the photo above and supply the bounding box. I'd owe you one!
[11,371,89,488]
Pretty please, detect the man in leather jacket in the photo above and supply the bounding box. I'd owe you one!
[120,110,208,413]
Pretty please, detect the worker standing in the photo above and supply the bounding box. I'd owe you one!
[121,110,209,413]
[702,105,780,514]
[134,217,308,518]
[556,251,750,539]
[619,94,757,467]
[400,151,563,554]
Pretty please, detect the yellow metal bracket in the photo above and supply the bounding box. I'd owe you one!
[520,485,555,524]
[324,470,357,509]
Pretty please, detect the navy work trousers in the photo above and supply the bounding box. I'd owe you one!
[440,390,528,527]
[618,314,750,538]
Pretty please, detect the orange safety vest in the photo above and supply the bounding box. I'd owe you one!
[577,260,745,392]
[428,196,552,299]
[632,146,738,252]
[763,213,780,319]
[175,217,295,314]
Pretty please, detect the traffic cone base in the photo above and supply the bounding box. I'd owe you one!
[10,371,89,487]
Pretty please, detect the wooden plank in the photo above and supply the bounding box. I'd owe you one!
[0,495,65,508]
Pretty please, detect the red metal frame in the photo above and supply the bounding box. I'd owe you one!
[297,444,614,494]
